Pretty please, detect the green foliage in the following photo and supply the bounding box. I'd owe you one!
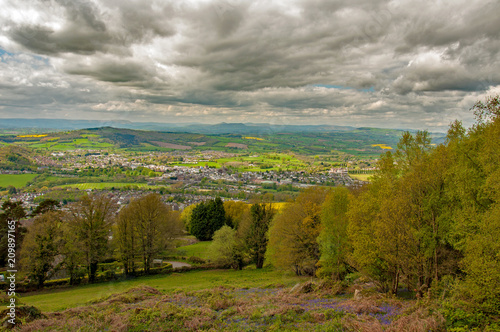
[0,200,27,267]
[267,187,328,276]
[31,198,61,216]
[223,200,249,229]
[208,225,239,268]
[33,189,86,204]
[115,193,183,275]
[190,197,226,241]
[180,203,197,233]
[20,211,63,288]
[317,187,350,280]
[245,203,275,268]
[0,145,36,171]
[114,204,137,276]
[67,193,118,283]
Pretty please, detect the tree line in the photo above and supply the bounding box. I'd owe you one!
[181,96,500,329]
[264,96,500,330]
[0,193,183,288]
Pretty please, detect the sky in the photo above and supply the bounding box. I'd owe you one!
[0,0,499,131]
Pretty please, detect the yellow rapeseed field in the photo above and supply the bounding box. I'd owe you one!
[371,144,393,150]
[244,137,265,141]
[17,134,48,138]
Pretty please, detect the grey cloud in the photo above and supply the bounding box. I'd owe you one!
[10,24,113,55]
[1,0,500,130]
[7,0,176,56]
[63,57,157,85]
[398,1,500,51]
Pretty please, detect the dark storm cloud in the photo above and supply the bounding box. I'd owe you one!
[7,0,176,56]
[63,57,158,85]
[1,0,500,129]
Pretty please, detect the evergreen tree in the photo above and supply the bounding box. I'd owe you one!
[190,197,226,241]
[31,199,61,216]
[246,203,275,269]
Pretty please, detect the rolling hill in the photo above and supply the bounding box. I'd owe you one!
[0,126,446,157]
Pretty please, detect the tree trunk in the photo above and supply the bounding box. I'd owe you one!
[89,261,98,283]
[391,266,399,295]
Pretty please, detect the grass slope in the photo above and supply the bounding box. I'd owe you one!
[15,269,446,331]
[174,241,212,260]
[20,268,304,312]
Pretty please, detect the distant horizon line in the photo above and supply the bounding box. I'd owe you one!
[0,117,449,133]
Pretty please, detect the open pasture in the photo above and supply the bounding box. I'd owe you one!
[0,173,37,188]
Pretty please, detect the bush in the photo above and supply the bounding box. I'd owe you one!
[145,263,173,275]
[207,226,238,268]
[188,256,206,264]
[44,278,70,288]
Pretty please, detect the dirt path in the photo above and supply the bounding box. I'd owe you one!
[166,261,192,269]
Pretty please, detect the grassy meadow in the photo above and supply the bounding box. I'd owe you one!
[0,173,38,188]
[13,267,443,331]
[20,268,305,312]
[173,241,213,260]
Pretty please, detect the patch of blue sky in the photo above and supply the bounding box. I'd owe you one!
[0,48,15,58]
[310,84,375,92]
[0,48,50,67]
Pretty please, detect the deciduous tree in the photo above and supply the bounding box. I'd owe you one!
[126,193,183,274]
[67,194,117,283]
[20,211,62,288]
[268,188,327,276]
[317,187,350,280]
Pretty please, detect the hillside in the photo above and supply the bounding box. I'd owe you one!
[14,269,441,331]
[0,126,446,157]
[0,145,36,170]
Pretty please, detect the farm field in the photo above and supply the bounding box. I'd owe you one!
[20,137,114,151]
[0,173,37,188]
[0,126,440,158]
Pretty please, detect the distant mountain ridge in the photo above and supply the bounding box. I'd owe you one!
[0,118,357,134]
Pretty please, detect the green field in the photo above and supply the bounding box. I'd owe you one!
[349,173,373,181]
[174,241,212,259]
[0,173,38,188]
[56,182,167,190]
[12,133,115,151]
[20,268,304,312]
